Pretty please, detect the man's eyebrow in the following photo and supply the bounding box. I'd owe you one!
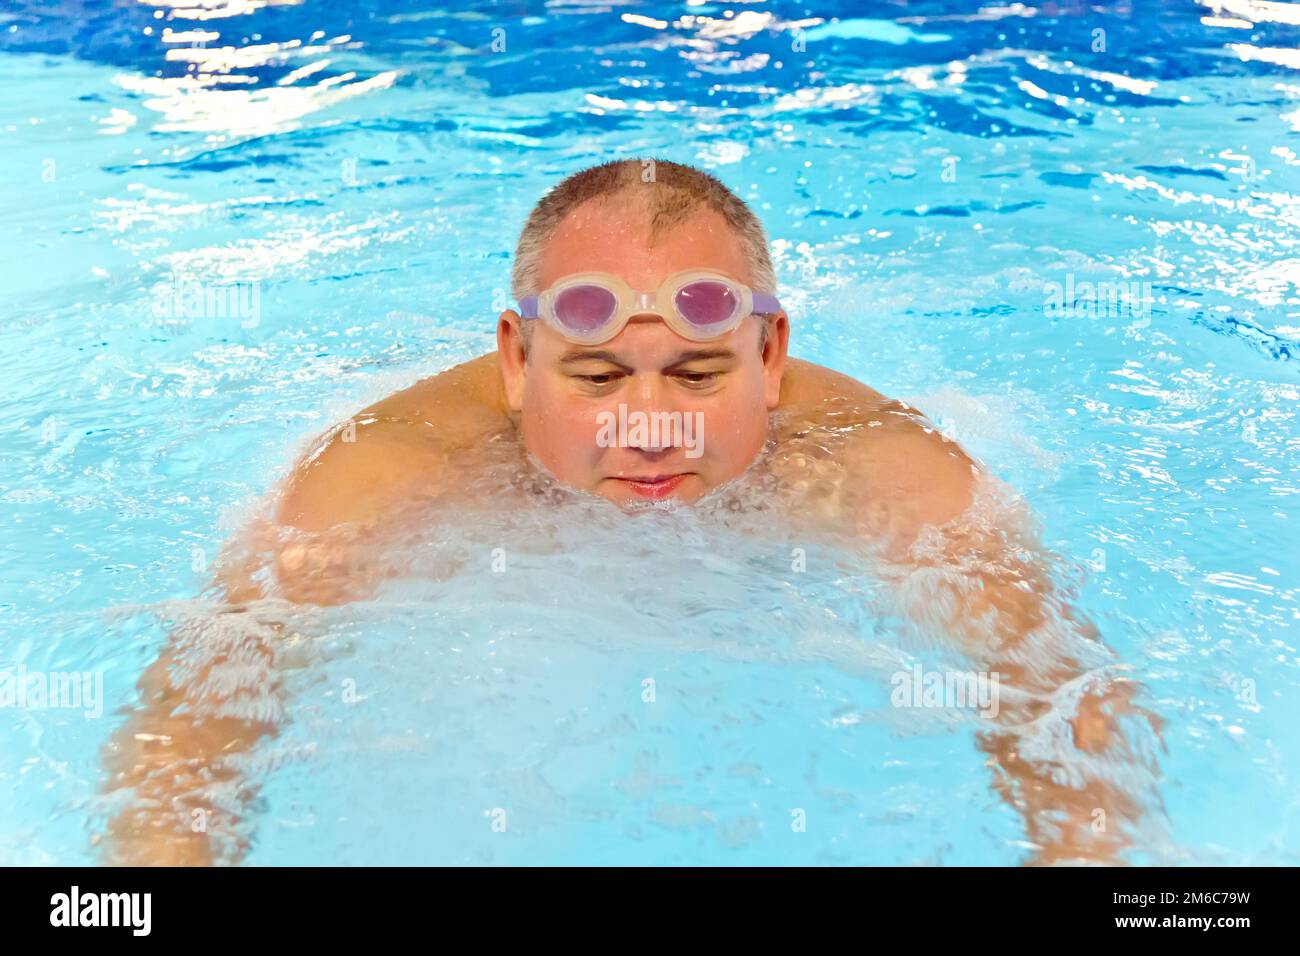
[668,348,737,365]
[558,349,629,367]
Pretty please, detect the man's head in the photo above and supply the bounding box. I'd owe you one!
[497,159,789,507]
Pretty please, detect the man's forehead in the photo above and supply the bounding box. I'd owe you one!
[536,198,753,290]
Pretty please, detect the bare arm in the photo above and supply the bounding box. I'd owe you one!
[99,594,283,866]
[861,423,1163,865]
[98,417,453,865]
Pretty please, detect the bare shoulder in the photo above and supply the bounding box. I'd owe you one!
[779,357,890,409]
[275,418,451,534]
[278,353,511,534]
[195,353,515,605]
[858,415,980,537]
[360,353,510,434]
[777,358,980,541]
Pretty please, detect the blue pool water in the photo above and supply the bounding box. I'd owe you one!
[1,0,1298,865]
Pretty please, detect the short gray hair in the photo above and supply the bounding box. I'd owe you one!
[511,158,778,301]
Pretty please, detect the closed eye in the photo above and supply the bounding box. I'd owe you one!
[574,372,623,386]
[676,371,722,387]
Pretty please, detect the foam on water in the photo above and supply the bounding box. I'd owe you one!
[75,445,1166,865]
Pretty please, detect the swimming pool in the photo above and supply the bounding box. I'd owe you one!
[1,0,1298,865]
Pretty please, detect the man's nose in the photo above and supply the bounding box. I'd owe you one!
[627,369,690,408]
[630,367,659,406]
[622,374,681,454]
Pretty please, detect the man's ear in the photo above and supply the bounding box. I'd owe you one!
[496,311,527,411]
[761,311,790,409]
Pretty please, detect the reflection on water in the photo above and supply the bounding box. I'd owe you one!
[124,1,395,140]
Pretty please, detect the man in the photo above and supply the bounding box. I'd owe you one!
[102,159,1160,865]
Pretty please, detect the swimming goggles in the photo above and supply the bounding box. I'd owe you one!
[518,270,782,345]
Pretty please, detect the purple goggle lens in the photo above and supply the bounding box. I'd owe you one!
[674,279,738,328]
[553,284,618,333]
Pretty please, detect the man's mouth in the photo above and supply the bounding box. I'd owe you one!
[610,474,691,500]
